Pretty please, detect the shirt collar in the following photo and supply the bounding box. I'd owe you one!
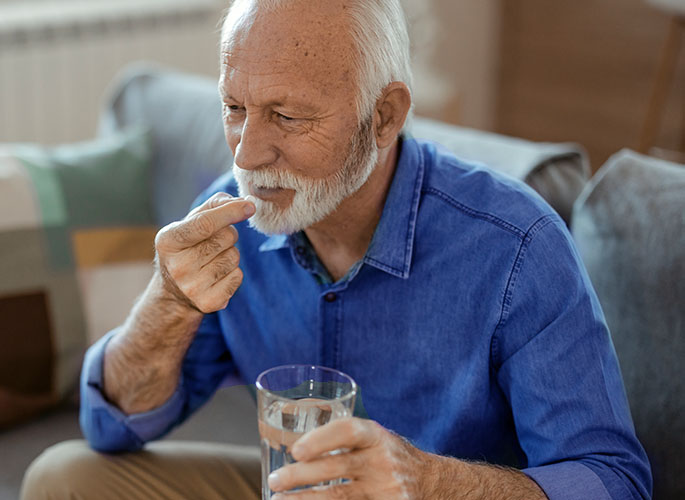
[259,233,289,252]
[363,137,424,279]
[259,137,425,280]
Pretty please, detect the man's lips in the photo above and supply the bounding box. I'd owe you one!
[250,185,296,203]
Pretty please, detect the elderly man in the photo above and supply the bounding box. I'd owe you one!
[22,0,651,499]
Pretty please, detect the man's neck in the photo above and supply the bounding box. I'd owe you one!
[304,139,400,282]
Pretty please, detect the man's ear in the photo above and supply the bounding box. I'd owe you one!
[373,82,412,149]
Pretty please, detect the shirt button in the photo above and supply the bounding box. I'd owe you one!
[324,292,337,303]
[296,246,306,255]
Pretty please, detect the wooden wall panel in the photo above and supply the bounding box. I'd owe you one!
[404,0,500,129]
[496,0,685,170]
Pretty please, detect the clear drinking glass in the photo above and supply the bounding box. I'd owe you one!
[256,365,357,499]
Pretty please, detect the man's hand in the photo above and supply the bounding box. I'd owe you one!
[102,192,255,415]
[267,418,548,500]
[268,418,431,499]
[154,192,255,313]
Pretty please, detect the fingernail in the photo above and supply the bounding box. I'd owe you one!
[272,495,284,500]
[268,471,282,490]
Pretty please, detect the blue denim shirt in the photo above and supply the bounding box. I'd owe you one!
[80,138,651,499]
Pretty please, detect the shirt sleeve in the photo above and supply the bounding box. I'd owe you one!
[79,312,233,453]
[492,216,652,500]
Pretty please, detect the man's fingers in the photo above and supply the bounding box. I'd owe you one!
[164,197,255,250]
[292,418,383,462]
[186,198,255,243]
[203,246,241,284]
[269,450,367,493]
[271,482,356,500]
[164,250,243,313]
[186,192,234,217]
[153,192,252,312]
[171,245,240,292]
[192,225,239,267]
[191,267,244,313]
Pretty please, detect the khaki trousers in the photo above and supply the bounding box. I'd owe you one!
[21,440,262,500]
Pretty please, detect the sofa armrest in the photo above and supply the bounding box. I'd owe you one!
[410,117,590,225]
[99,63,232,226]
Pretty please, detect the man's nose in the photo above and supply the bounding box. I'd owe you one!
[233,115,278,170]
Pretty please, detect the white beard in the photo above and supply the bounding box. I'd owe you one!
[233,117,378,235]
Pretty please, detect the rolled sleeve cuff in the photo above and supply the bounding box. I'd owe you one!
[82,330,186,444]
[524,462,611,500]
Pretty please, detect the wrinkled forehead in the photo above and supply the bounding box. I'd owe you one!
[220,0,358,88]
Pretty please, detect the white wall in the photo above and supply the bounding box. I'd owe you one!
[0,0,223,144]
[0,0,502,144]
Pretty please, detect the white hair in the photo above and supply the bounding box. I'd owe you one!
[223,0,414,123]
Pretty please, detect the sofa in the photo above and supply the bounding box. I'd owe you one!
[0,64,682,499]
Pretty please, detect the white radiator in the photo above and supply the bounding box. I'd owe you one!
[0,0,223,145]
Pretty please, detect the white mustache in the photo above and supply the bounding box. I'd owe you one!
[233,164,308,191]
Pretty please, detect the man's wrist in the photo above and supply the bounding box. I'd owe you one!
[417,453,548,500]
[153,259,206,315]
[102,272,205,414]
[418,452,459,499]
[147,269,205,320]
[119,271,205,354]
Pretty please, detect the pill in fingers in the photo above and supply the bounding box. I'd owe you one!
[244,195,257,217]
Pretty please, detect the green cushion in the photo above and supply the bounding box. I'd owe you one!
[0,126,155,430]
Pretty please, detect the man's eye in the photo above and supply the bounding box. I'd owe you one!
[223,102,243,113]
[277,113,294,121]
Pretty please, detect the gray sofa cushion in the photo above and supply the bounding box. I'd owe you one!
[99,63,232,226]
[100,64,588,226]
[411,118,589,225]
[571,149,685,499]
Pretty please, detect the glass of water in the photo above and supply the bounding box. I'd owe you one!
[256,365,357,499]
